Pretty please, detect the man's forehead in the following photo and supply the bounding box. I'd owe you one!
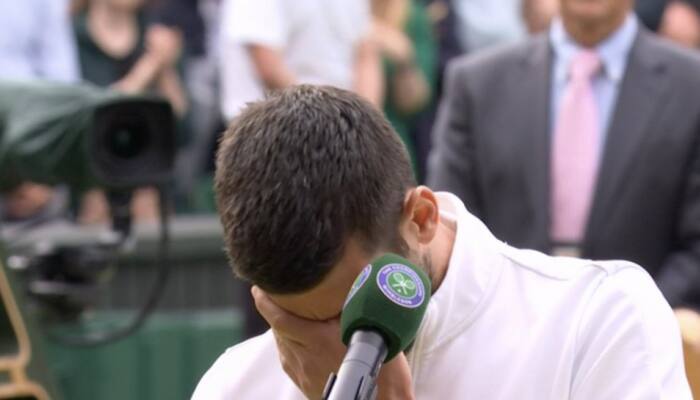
[269,239,375,321]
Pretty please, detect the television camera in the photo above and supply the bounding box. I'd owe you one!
[0,81,175,399]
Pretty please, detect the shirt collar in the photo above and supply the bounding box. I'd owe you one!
[550,13,639,85]
[411,193,505,355]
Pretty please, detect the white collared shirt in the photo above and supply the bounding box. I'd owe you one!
[192,193,691,399]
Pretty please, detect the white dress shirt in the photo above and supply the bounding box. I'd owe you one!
[192,193,691,399]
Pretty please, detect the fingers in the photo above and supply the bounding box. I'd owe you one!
[273,333,303,378]
[251,286,317,343]
[253,286,349,399]
[376,352,415,400]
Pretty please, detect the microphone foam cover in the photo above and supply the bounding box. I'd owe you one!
[340,253,431,361]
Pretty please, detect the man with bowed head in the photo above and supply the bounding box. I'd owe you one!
[192,86,690,399]
[429,0,700,308]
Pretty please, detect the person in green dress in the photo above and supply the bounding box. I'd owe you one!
[372,0,437,180]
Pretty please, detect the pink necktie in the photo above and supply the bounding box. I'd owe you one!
[550,50,601,243]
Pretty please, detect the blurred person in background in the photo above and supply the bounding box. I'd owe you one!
[372,0,437,179]
[150,0,225,206]
[521,0,686,34]
[407,0,460,183]
[0,0,79,223]
[410,0,556,183]
[0,0,79,81]
[429,0,700,308]
[660,0,700,47]
[72,0,188,224]
[422,0,463,76]
[218,0,382,122]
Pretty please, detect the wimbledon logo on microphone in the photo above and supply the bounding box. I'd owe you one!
[377,264,425,308]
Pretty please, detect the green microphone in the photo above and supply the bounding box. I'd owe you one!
[323,254,431,399]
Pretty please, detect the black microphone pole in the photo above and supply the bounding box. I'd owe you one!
[322,330,388,400]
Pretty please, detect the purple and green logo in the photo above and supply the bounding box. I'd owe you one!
[377,263,425,308]
[344,264,372,307]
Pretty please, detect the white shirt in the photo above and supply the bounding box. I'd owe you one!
[218,0,370,120]
[192,193,692,399]
[0,0,79,82]
[453,0,526,52]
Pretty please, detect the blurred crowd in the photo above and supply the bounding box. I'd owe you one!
[2,0,700,308]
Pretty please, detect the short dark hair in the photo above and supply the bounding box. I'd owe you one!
[215,85,415,294]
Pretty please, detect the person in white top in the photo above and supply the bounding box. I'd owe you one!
[218,0,381,120]
[193,85,692,399]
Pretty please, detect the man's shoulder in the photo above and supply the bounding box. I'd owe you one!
[637,30,700,83]
[500,245,645,282]
[447,34,547,79]
[567,257,690,397]
[640,30,700,64]
[218,329,277,360]
[497,245,667,307]
[497,247,676,339]
[441,34,548,101]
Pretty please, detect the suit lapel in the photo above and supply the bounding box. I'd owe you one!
[585,31,670,243]
[514,36,552,243]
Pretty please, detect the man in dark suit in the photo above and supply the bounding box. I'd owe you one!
[428,0,700,308]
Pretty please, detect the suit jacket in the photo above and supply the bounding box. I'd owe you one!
[427,29,700,308]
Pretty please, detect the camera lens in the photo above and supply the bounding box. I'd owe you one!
[91,99,174,187]
[107,120,149,160]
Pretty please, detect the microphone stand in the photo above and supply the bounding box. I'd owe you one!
[322,330,388,400]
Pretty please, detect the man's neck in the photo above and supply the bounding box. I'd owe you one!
[428,217,456,292]
[562,14,628,48]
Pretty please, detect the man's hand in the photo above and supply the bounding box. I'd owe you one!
[376,353,415,400]
[251,286,415,399]
[252,286,345,399]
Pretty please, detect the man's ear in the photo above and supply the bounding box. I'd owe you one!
[401,186,440,245]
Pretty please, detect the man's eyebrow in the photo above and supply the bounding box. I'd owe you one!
[268,297,338,322]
